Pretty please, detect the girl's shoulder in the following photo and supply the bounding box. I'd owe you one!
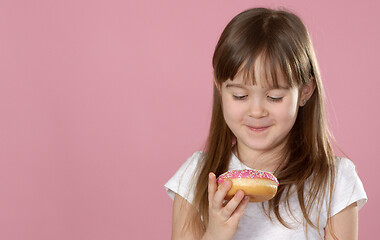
[334,156,356,170]
[164,151,205,203]
[176,151,205,173]
[168,151,205,177]
[333,156,365,182]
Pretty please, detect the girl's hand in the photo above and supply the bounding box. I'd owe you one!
[202,172,249,240]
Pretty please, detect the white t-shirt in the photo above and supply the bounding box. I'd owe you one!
[164,151,367,240]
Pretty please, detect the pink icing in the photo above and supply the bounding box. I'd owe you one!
[217,169,279,185]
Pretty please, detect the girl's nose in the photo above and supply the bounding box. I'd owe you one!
[247,99,268,118]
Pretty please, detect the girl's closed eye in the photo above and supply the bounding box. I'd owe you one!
[232,95,283,102]
[233,95,248,100]
[268,96,283,102]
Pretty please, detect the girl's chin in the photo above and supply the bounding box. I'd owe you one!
[237,141,273,152]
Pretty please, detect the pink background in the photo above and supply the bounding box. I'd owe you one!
[0,0,378,239]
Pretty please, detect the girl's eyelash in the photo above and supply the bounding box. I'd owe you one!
[268,97,283,102]
[233,95,283,102]
[233,95,248,100]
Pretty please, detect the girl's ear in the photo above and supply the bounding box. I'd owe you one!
[300,77,316,106]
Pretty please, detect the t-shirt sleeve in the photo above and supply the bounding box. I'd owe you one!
[330,157,367,217]
[164,151,203,205]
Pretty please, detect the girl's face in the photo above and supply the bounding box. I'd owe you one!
[219,59,305,160]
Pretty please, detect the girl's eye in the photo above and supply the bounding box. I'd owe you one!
[233,95,248,100]
[268,96,283,102]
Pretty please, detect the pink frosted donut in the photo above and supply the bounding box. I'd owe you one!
[217,169,279,202]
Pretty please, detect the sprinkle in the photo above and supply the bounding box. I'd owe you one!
[217,169,279,185]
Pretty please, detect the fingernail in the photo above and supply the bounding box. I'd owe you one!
[244,196,249,201]
[209,172,213,180]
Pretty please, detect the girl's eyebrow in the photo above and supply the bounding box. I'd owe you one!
[225,83,246,89]
[225,83,290,90]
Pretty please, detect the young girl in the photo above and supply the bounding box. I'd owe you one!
[164,7,367,240]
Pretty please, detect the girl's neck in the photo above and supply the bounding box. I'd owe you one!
[233,141,287,174]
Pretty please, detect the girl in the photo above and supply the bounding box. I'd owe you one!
[164,7,367,240]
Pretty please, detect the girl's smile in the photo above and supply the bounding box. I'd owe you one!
[246,125,270,133]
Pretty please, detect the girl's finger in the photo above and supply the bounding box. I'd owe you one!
[213,180,231,208]
[230,195,250,222]
[208,172,217,207]
[221,190,245,219]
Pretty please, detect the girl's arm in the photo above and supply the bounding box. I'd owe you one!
[172,193,204,240]
[324,202,358,240]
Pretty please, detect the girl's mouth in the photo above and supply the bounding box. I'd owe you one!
[247,126,270,132]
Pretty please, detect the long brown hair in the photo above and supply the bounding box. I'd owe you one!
[186,7,337,239]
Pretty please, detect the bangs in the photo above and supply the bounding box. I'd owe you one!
[214,43,309,89]
[238,47,297,89]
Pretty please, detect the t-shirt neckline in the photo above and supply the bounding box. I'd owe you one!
[230,152,274,174]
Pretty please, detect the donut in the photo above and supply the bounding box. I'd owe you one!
[217,169,279,202]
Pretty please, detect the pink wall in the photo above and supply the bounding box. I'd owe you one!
[0,0,378,239]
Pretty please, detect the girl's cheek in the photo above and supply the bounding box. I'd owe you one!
[272,100,298,120]
[225,102,243,117]
[284,99,299,119]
